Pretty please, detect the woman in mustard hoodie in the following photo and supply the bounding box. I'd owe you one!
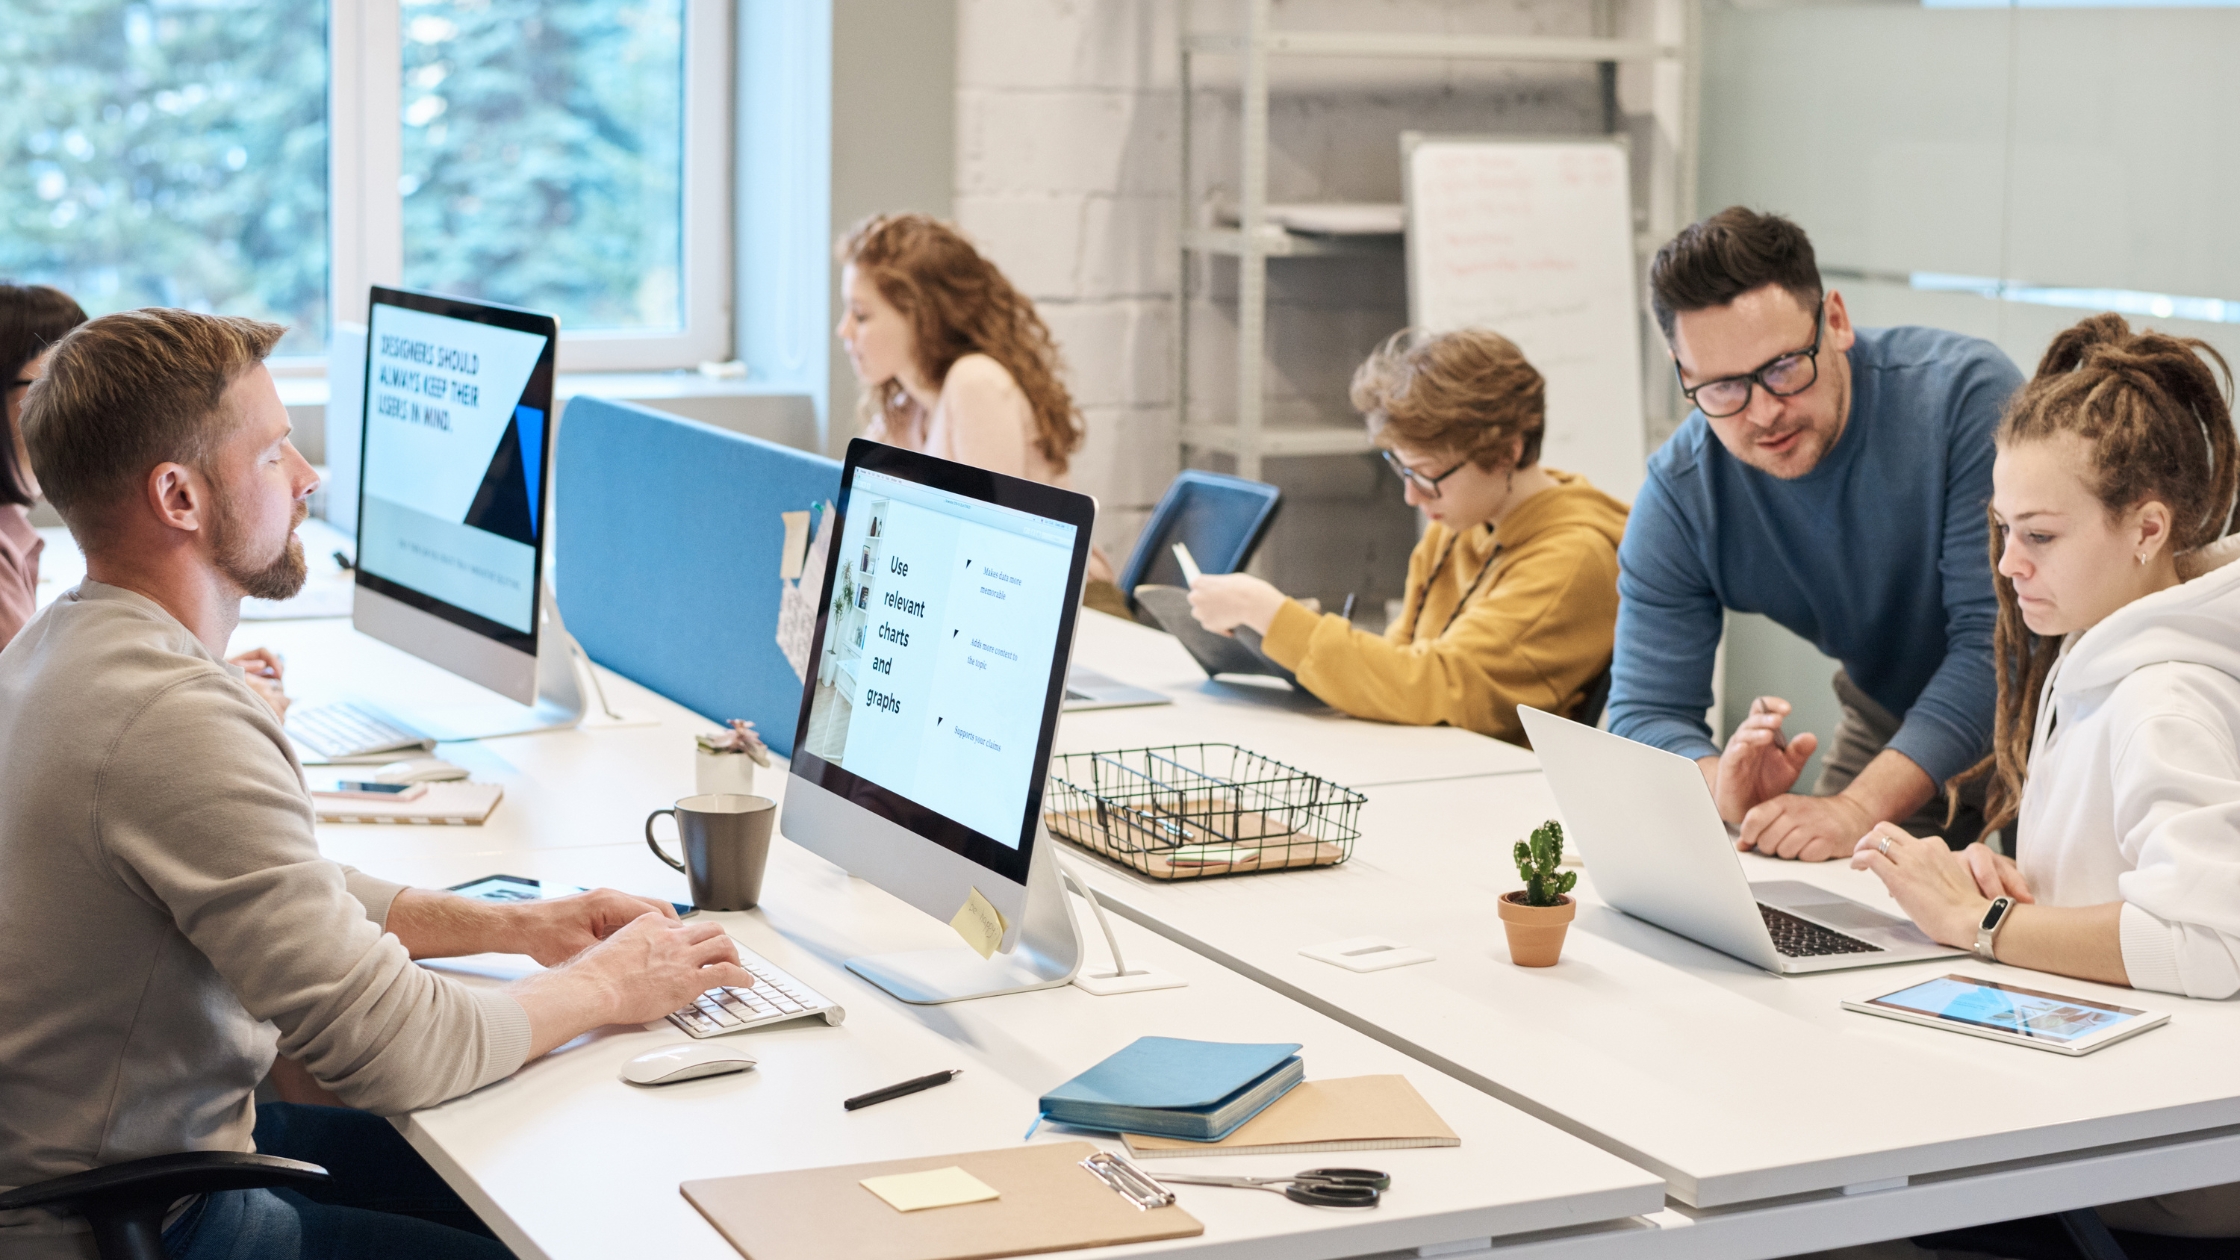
[1187,328,1629,746]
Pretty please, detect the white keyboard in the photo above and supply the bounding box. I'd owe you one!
[286,701,434,761]
[667,943,846,1038]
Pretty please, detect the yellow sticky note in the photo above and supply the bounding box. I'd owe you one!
[860,1166,1000,1213]
[949,887,1008,959]
[779,511,811,580]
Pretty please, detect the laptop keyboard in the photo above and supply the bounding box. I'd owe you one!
[1759,903,1883,957]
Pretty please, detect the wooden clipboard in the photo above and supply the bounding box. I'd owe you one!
[680,1141,1203,1260]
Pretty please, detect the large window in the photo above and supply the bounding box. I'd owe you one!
[398,0,686,335]
[1,0,729,371]
[0,0,331,355]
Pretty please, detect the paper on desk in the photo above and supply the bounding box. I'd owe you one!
[950,887,1009,959]
[775,501,834,682]
[859,1166,999,1213]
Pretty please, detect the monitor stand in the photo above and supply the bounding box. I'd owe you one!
[394,585,590,742]
[846,827,1085,1005]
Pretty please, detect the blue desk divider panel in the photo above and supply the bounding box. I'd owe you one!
[555,397,840,758]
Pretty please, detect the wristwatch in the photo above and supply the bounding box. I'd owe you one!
[1974,896,2015,963]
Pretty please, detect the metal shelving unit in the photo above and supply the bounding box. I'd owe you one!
[1176,0,1700,480]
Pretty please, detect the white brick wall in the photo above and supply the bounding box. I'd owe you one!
[955,0,1181,566]
[956,0,1613,608]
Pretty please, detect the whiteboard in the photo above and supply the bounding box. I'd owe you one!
[1403,135,1646,501]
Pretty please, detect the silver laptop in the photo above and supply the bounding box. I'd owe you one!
[1061,664,1171,712]
[1517,707,1962,975]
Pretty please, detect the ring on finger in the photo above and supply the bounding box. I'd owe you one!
[1877,836,1892,856]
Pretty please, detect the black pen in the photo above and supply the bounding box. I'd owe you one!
[844,1068,963,1111]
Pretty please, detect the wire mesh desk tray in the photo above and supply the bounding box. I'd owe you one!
[1043,743,1365,880]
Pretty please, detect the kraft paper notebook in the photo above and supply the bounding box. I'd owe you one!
[680,1141,1203,1260]
[1123,1075,1461,1158]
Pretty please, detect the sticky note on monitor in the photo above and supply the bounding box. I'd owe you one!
[950,888,1008,959]
[860,1166,1000,1213]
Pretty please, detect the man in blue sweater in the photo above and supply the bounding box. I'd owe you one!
[1608,208,2022,860]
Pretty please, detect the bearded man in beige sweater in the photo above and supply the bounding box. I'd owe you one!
[0,310,754,1260]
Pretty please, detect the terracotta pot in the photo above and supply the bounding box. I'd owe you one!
[1498,892,1576,967]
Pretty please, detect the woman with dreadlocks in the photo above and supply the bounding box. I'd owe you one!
[1852,312,2240,1247]
[1852,311,2240,993]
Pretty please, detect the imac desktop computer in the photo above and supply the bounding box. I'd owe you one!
[782,439,1096,1004]
[285,287,590,760]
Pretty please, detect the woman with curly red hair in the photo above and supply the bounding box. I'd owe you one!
[835,213,1084,486]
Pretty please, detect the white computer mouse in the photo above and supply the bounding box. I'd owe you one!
[373,757,470,784]
[619,1042,758,1087]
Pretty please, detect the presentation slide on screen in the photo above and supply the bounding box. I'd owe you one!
[802,469,1077,847]
[1878,977,2135,1042]
[358,303,550,634]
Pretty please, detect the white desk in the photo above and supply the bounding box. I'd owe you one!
[1063,611,1539,788]
[240,608,2240,1259]
[239,621,1666,1260]
[1066,774,2240,1255]
[389,843,1664,1260]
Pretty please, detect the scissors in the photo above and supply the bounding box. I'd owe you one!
[1153,1167,1389,1207]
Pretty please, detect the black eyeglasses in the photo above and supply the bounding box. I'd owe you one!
[1380,449,1469,499]
[1674,297,1824,419]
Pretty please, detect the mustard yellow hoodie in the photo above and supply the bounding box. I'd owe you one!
[1259,469,1628,746]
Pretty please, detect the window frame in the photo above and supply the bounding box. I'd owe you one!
[323,0,731,374]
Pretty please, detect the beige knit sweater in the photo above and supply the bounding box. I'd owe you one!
[0,582,530,1258]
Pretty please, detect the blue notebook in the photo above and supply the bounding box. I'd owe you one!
[1035,1037,1305,1142]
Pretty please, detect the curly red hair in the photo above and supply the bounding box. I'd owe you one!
[839,213,1084,474]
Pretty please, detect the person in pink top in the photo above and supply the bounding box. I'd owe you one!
[836,214,1115,586]
[0,285,88,650]
[1,288,290,713]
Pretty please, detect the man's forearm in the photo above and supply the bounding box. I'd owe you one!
[384,888,509,959]
[510,966,619,1060]
[1838,749,1936,827]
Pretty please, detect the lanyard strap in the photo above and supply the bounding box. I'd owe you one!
[1401,527,1502,641]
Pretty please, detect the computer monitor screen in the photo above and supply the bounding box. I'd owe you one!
[355,287,557,672]
[789,440,1093,886]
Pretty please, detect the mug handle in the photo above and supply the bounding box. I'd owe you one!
[646,808,687,873]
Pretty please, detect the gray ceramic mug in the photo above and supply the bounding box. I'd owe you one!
[646,794,776,912]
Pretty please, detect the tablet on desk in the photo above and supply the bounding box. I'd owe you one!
[450,874,695,917]
[1843,974,2167,1056]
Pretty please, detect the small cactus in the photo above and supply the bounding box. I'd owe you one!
[1512,819,1576,908]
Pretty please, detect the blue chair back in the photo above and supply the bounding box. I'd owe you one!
[1115,470,1282,610]
[554,398,840,757]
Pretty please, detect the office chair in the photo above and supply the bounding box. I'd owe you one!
[0,1151,328,1260]
[1116,470,1282,623]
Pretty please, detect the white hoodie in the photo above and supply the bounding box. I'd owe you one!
[2017,544,2240,998]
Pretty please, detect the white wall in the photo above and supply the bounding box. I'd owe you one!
[955,0,1182,568]
[952,0,1623,609]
